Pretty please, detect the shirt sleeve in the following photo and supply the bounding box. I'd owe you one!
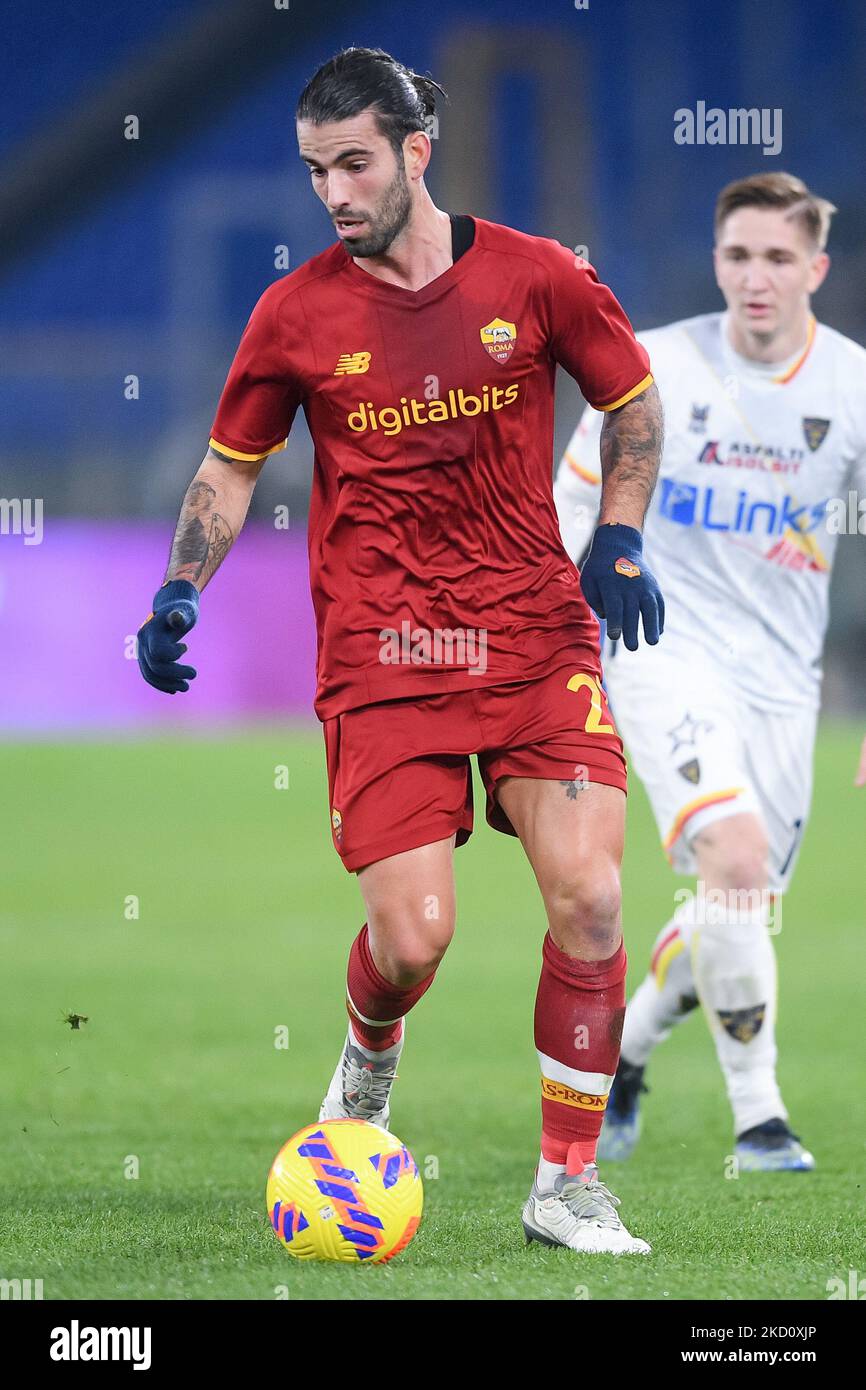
[209,282,304,462]
[553,405,604,562]
[545,245,653,411]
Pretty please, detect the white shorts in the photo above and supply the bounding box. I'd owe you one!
[603,636,818,893]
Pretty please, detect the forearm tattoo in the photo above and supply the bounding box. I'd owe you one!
[598,383,664,522]
[164,479,235,586]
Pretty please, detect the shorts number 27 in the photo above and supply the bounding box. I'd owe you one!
[566,672,614,735]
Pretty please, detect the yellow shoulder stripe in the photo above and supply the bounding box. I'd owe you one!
[208,436,287,462]
[597,372,654,413]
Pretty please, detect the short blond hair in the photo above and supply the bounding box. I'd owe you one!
[715,172,836,250]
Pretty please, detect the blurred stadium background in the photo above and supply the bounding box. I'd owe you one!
[1,0,864,730]
[3,0,865,1304]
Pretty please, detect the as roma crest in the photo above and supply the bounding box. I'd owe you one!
[480,317,517,363]
[802,417,831,452]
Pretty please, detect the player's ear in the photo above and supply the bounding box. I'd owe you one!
[808,251,830,295]
[403,128,431,181]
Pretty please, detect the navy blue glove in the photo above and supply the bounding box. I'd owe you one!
[137,580,199,694]
[579,523,664,651]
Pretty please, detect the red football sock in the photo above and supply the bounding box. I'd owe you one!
[535,932,627,1168]
[345,924,436,1051]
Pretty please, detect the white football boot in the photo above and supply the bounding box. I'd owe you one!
[318,1023,404,1130]
[522,1163,651,1255]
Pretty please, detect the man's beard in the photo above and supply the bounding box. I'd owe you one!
[341,162,412,258]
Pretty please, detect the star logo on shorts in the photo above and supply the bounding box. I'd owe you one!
[667,712,713,756]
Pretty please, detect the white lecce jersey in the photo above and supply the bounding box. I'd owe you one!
[554,312,866,711]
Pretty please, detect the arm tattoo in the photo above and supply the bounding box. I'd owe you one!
[165,479,235,587]
[598,383,664,525]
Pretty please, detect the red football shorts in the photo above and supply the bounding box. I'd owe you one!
[322,657,627,873]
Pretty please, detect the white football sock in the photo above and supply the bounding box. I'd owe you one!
[691,897,786,1136]
[620,897,701,1066]
[536,1154,566,1191]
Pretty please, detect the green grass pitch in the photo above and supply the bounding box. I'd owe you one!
[1,721,863,1301]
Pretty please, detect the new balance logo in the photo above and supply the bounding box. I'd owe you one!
[334,352,371,375]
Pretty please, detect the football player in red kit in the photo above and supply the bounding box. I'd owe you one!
[137,47,664,1254]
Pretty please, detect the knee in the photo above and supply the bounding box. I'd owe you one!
[719,850,769,893]
[368,901,455,986]
[696,820,770,890]
[546,860,622,956]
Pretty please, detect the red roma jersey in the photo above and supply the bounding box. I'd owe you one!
[210,215,652,719]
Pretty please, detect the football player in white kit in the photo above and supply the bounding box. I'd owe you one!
[554,172,866,1171]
